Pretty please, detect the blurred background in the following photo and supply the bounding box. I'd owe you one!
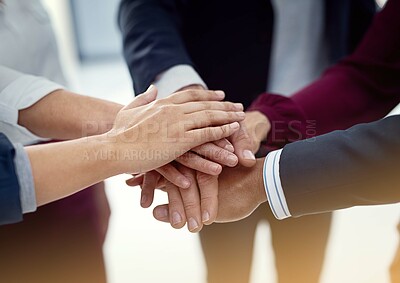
[41,0,399,282]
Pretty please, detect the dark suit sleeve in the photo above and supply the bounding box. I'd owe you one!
[279,115,400,217]
[0,133,23,225]
[118,0,193,93]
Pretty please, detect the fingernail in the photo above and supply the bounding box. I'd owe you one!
[141,194,147,205]
[230,122,240,129]
[180,177,191,189]
[172,212,182,225]
[243,150,256,160]
[215,90,225,98]
[202,211,210,223]
[225,144,235,152]
[211,164,221,173]
[188,217,199,231]
[227,154,238,166]
[155,207,168,218]
[234,103,244,111]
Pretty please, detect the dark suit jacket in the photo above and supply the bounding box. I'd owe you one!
[280,115,400,217]
[0,133,22,225]
[119,0,375,108]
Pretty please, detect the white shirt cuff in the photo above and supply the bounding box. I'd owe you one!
[154,65,207,98]
[263,149,291,220]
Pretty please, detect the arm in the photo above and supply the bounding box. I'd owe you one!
[18,90,122,140]
[249,0,400,145]
[25,87,244,207]
[0,66,123,143]
[279,115,400,217]
[154,115,400,225]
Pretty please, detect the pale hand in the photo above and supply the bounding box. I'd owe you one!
[106,85,245,175]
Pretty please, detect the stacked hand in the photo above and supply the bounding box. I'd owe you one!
[126,85,271,232]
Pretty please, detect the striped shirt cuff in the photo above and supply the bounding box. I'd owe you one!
[263,149,291,220]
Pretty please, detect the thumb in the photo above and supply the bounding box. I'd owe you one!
[230,121,257,167]
[123,85,158,110]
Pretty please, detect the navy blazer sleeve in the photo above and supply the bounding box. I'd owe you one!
[118,0,193,94]
[280,115,400,217]
[0,133,23,225]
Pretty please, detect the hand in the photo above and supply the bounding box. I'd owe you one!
[151,166,218,233]
[242,111,271,153]
[105,85,245,174]
[180,85,257,168]
[152,158,267,229]
[175,85,240,174]
[214,158,267,222]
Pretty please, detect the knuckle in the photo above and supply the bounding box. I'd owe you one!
[183,201,199,212]
[205,110,215,121]
[202,102,212,110]
[196,172,217,186]
[189,90,201,100]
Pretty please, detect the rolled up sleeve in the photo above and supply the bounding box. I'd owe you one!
[0,66,64,145]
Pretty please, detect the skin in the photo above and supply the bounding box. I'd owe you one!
[152,158,267,225]
[129,85,272,232]
[26,86,245,206]
[18,89,123,139]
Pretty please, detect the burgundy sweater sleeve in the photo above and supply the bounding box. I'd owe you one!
[249,0,400,146]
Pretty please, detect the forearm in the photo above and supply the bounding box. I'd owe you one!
[279,115,400,217]
[18,89,122,140]
[25,134,119,206]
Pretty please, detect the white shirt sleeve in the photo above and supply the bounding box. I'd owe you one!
[0,66,64,145]
[154,65,207,98]
[263,149,292,220]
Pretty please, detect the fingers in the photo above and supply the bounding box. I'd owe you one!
[182,101,243,114]
[176,151,222,175]
[156,163,191,188]
[192,142,238,167]
[229,121,256,167]
[123,85,158,110]
[126,174,144,187]
[167,89,225,104]
[153,204,170,223]
[187,122,240,148]
[166,182,187,229]
[196,172,218,225]
[213,138,235,153]
[152,173,219,227]
[186,110,245,130]
[177,166,203,232]
[140,171,160,208]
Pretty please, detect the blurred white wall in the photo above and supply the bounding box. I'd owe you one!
[41,0,80,88]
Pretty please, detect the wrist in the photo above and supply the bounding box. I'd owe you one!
[247,111,271,142]
[86,133,128,177]
[255,158,267,204]
[98,128,146,175]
